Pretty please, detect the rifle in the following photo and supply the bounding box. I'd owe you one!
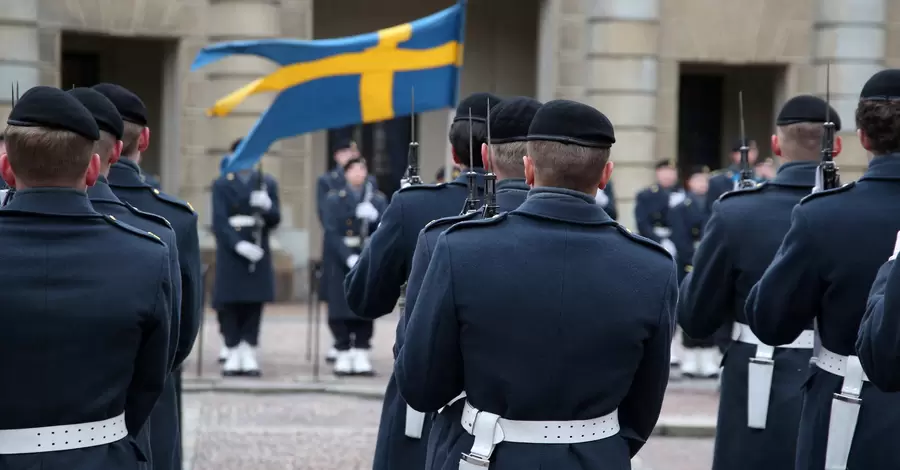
[482,97,499,218]
[736,91,756,190]
[815,62,840,193]
[460,108,480,215]
[401,88,422,188]
[248,160,266,273]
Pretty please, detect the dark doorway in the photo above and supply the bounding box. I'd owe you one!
[678,74,724,178]
[326,115,414,199]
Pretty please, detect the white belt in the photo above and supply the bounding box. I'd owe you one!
[732,323,813,430]
[228,214,256,228]
[815,341,869,470]
[0,413,127,454]
[652,226,672,239]
[458,401,618,469]
[343,236,361,248]
[405,392,467,439]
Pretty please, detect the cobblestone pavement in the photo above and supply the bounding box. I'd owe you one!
[182,393,714,470]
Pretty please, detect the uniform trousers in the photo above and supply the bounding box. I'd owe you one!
[328,319,373,350]
[219,302,263,347]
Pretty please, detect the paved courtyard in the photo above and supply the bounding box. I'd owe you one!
[181,304,717,469]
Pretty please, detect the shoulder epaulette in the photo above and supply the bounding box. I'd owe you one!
[799,181,856,205]
[614,224,673,260]
[424,211,479,232]
[124,201,171,228]
[444,212,508,235]
[102,214,165,246]
[148,188,194,214]
[718,181,768,202]
[397,183,446,194]
[649,184,660,193]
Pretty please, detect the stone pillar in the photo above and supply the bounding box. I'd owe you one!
[586,0,659,230]
[814,0,885,180]
[0,0,40,120]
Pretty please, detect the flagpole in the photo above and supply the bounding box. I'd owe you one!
[446,0,467,181]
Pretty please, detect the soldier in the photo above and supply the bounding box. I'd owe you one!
[746,70,900,470]
[322,156,387,376]
[681,95,840,470]
[595,178,618,220]
[706,139,759,208]
[344,92,500,470]
[858,236,900,390]
[396,99,676,470]
[93,83,202,469]
[0,86,172,469]
[210,153,282,377]
[68,86,188,470]
[669,165,718,378]
[634,159,682,256]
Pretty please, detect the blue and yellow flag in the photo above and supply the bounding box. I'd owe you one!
[192,2,466,174]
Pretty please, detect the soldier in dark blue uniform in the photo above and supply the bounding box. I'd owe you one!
[706,139,760,209]
[210,156,282,377]
[634,159,682,256]
[343,92,500,470]
[68,86,187,470]
[681,95,840,470]
[397,99,677,470]
[595,178,617,220]
[322,156,387,376]
[0,86,172,470]
[93,83,202,470]
[746,70,900,470]
[858,238,900,391]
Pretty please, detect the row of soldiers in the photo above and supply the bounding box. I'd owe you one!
[338,68,900,470]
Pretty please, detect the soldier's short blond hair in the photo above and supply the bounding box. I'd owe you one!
[488,141,527,177]
[776,122,823,161]
[3,125,94,184]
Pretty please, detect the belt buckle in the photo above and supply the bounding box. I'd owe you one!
[460,452,491,469]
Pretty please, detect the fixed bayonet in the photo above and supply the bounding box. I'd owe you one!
[461,108,480,215]
[482,98,499,218]
[815,62,840,192]
[402,88,422,188]
[737,91,756,189]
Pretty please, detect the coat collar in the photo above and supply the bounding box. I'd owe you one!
[768,161,818,188]
[2,188,97,217]
[859,155,900,182]
[447,167,487,188]
[514,187,615,226]
[108,159,149,188]
[87,176,124,203]
[496,178,529,192]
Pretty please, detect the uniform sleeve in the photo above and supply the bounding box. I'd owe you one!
[634,191,659,242]
[344,195,407,319]
[211,181,243,251]
[126,252,172,435]
[323,196,354,266]
[402,229,435,333]
[263,175,281,229]
[680,206,735,338]
[618,269,677,456]
[395,234,464,412]
[745,206,823,345]
[604,182,618,221]
[857,259,900,391]
[316,175,330,224]
[174,216,202,367]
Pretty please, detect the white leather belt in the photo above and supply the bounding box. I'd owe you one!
[344,236,361,248]
[652,226,672,239]
[731,323,814,349]
[458,400,618,469]
[0,413,127,454]
[405,392,466,439]
[228,214,256,228]
[815,346,869,383]
[815,341,869,470]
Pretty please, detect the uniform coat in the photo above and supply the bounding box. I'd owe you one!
[369,178,529,470]
[857,258,900,391]
[633,184,677,244]
[89,177,185,470]
[396,187,677,470]
[746,156,900,470]
[0,188,172,470]
[680,162,818,470]
[668,192,708,278]
[322,185,387,321]
[210,170,282,305]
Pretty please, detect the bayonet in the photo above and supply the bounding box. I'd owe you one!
[402,88,422,188]
[460,108,480,214]
[737,91,756,189]
[815,62,840,192]
[482,97,498,218]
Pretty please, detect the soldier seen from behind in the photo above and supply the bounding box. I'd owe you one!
[397,99,677,470]
[746,70,900,470]
[0,86,172,470]
[322,156,386,376]
[680,95,840,470]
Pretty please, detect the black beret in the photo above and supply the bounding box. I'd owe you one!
[731,138,757,152]
[489,97,542,144]
[775,95,841,131]
[67,87,124,140]
[453,92,502,123]
[92,83,148,126]
[7,86,99,141]
[860,69,900,101]
[527,99,615,148]
[655,159,675,170]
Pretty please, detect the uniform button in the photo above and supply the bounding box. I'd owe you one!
[153,189,160,195]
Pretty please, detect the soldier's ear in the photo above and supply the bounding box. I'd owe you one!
[599,161,614,190]
[0,153,14,189]
[771,134,782,157]
[85,153,101,188]
[481,143,489,169]
[138,127,150,153]
[110,140,124,165]
[523,155,535,187]
[833,135,843,156]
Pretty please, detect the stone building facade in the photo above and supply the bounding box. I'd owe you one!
[0,0,896,299]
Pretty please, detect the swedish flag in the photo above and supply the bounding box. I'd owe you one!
[192,2,466,174]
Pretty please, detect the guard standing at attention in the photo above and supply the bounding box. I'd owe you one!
[211,150,282,378]
[397,99,677,470]
[706,139,760,208]
[388,96,540,470]
[746,70,900,470]
[322,156,386,376]
[94,82,202,470]
[344,92,501,470]
[0,86,172,470]
[634,159,682,256]
[681,95,840,470]
[68,86,188,470]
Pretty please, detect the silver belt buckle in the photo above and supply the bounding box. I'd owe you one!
[459,452,491,469]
